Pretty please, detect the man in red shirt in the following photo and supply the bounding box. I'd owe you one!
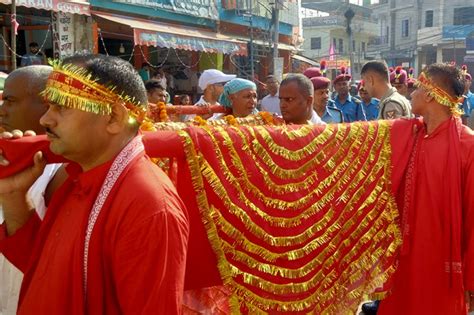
[0,54,189,314]
[378,63,474,315]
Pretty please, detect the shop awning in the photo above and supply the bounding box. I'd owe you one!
[291,54,319,66]
[237,38,300,52]
[0,0,90,15]
[93,12,247,56]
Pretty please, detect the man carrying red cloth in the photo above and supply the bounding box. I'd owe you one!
[378,63,474,315]
[0,54,189,314]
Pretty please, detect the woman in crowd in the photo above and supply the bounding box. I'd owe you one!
[213,78,258,119]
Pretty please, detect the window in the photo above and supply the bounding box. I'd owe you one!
[425,10,434,27]
[361,42,366,52]
[338,38,344,53]
[401,19,409,37]
[310,37,321,50]
[332,38,337,51]
[352,40,356,52]
[453,7,474,25]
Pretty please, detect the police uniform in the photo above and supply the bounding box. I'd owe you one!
[310,76,344,124]
[333,94,366,122]
[332,67,367,122]
[378,87,412,119]
[357,80,380,121]
[362,99,380,121]
[321,100,344,123]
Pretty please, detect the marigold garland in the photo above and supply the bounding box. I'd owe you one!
[193,115,208,126]
[157,102,170,122]
[224,115,238,126]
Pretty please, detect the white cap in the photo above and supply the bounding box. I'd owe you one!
[198,69,236,91]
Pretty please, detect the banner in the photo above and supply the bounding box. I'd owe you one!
[112,0,218,20]
[0,0,90,15]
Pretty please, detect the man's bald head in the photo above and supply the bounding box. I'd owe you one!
[7,65,52,96]
[0,65,52,133]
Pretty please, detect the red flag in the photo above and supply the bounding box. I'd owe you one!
[11,14,19,36]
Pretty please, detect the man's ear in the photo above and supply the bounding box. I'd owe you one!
[106,102,129,134]
[307,95,314,108]
[423,90,435,103]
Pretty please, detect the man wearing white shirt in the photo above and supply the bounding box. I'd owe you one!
[260,75,281,115]
[184,69,236,121]
[278,73,325,125]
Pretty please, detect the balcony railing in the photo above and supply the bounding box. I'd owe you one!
[369,36,389,46]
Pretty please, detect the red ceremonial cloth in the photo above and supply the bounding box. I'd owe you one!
[0,120,418,313]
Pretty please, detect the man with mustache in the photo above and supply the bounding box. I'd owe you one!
[0,55,189,314]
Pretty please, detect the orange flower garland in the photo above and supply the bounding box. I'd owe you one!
[157,102,170,122]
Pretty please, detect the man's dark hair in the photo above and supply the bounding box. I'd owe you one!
[423,63,465,98]
[29,42,39,48]
[144,80,165,93]
[266,75,279,83]
[281,73,313,96]
[62,54,147,106]
[361,60,389,82]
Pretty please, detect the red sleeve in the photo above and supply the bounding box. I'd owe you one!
[0,212,42,273]
[389,118,419,194]
[0,131,185,179]
[142,130,186,158]
[111,204,189,314]
[462,134,474,290]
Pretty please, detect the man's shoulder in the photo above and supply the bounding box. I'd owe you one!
[327,106,342,114]
[261,94,271,102]
[118,157,179,201]
[261,94,277,102]
[384,92,409,105]
[111,157,187,220]
[351,96,361,104]
[370,98,380,105]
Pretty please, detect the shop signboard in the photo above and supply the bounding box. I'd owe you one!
[52,11,75,59]
[0,0,90,15]
[112,0,218,20]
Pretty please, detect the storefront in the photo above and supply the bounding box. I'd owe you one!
[93,12,247,99]
[0,0,92,71]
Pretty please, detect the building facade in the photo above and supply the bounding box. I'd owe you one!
[367,0,474,74]
[416,0,474,73]
[366,0,420,69]
[301,2,378,80]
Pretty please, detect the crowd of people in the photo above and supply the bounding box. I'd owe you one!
[0,53,473,315]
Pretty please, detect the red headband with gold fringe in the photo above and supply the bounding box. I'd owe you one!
[415,72,463,116]
[42,60,147,124]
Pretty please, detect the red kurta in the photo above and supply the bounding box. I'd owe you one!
[0,139,189,314]
[379,118,474,315]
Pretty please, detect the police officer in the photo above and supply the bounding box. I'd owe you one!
[358,80,380,121]
[332,66,366,122]
[361,61,411,120]
[310,76,343,123]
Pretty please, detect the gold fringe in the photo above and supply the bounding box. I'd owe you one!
[179,122,401,313]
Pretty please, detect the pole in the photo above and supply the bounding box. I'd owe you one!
[272,0,280,75]
[11,0,16,70]
[249,0,254,80]
[453,37,456,64]
[348,27,354,84]
[344,8,355,84]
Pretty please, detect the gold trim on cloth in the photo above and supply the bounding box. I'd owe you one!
[179,122,401,314]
